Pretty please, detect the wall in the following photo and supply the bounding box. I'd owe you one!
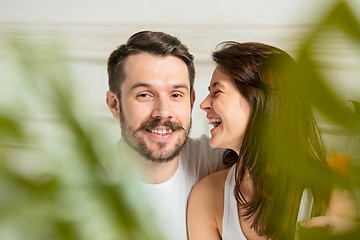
[0,0,359,161]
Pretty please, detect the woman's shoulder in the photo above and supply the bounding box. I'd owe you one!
[187,168,232,239]
[189,168,231,219]
[192,168,230,197]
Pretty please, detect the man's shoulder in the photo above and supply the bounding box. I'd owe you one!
[184,135,210,149]
[181,135,212,158]
[181,135,226,169]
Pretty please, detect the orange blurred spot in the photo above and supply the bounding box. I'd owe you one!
[327,152,351,177]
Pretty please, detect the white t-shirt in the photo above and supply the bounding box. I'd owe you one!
[222,164,313,240]
[112,135,226,240]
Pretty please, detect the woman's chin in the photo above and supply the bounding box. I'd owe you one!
[209,138,222,149]
[210,138,239,153]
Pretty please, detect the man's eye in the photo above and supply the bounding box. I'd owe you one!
[172,93,182,98]
[137,93,152,99]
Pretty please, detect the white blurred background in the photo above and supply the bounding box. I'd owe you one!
[0,0,359,157]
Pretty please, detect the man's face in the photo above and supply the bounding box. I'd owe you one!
[115,53,194,162]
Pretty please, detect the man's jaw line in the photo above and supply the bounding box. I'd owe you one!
[121,123,188,163]
[121,131,181,163]
[119,108,192,164]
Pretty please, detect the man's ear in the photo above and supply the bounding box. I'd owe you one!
[106,90,120,120]
[190,90,195,110]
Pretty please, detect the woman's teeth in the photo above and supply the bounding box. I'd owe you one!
[209,118,222,127]
[209,118,222,123]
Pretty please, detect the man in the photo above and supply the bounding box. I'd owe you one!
[105,31,226,240]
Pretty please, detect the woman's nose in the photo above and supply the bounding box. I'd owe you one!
[200,94,212,111]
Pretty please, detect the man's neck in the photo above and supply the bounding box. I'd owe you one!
[119,140,180,184]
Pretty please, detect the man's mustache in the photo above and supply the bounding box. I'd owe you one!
[137,119,185,132]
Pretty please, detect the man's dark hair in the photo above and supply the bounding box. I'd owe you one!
[107,31,195,97]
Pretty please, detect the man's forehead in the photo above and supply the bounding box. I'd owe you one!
[122,53,191,90]
[124,53,187,71]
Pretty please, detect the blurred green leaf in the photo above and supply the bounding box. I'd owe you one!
[296,0,360,133]
[0,114,22,142]
[296,48,360,131]
[294,0,360,238]
[0,36,164,240]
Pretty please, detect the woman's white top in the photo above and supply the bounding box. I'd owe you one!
[221,164,314,240]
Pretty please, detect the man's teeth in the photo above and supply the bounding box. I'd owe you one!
[151,129,172,135]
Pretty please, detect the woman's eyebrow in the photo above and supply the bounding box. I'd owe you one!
[208,81,224,91]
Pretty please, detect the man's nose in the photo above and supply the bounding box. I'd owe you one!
[151,97,173,119]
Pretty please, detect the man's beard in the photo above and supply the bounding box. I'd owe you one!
[120,110,191,163]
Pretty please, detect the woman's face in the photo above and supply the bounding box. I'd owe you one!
[200,67,251,154]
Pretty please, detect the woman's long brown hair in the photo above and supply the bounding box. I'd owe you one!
[213,42,335,239]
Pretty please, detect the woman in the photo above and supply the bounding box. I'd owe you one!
[187,42,357,239]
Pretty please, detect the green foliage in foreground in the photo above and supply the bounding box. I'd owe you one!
[0,0,359,239]
[295,1,360,239]
[0,38,164,240]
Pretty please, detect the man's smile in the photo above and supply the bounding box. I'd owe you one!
[148,128,173,135]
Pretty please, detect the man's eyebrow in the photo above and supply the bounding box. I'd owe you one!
[173,84,189,90]
[129,83,189,91]
[130,83,151,91]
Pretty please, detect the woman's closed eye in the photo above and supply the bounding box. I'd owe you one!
[212,90,222,96]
